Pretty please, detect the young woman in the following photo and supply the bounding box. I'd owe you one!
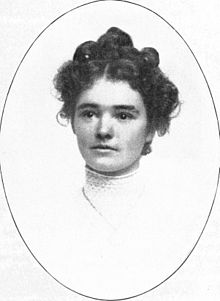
[53,27,181,298]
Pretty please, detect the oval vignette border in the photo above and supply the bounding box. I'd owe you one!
[0,0,220,300]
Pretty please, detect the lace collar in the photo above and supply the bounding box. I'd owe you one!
[82,166,145,227]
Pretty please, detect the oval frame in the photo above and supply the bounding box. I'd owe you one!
[0,1,219,300]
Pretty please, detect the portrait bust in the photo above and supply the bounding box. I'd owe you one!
[51,27,183,297]
[52,26,181,226]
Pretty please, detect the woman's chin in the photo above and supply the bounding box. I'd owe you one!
[86,163,121,176]
[86,161,140,177]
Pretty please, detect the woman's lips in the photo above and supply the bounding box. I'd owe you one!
[91,145,117,151]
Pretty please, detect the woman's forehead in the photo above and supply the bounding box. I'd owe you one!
[77,78,144,109]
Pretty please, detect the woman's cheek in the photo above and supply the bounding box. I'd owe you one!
[80,125,94,144]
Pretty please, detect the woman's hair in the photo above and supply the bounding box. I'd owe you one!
[54,27,180,136]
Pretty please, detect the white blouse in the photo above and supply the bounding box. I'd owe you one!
[16,162,208,299]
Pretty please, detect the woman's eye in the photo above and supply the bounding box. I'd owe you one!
[117,112,133,120]
[81,111,95,118]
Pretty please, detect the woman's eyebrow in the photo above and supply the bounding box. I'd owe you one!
[114,105,139,113]
[76,103,98,110]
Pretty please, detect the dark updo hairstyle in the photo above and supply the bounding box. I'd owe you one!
[54,27,180,136]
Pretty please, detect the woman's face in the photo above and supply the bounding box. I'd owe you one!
[73,78,153,176]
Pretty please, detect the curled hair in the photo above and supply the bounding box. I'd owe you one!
[54,27,180,135]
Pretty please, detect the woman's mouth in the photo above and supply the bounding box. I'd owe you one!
[91,145,117,151]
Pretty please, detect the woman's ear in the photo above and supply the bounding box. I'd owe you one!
[145,131,155,143]
[141,131,155,156]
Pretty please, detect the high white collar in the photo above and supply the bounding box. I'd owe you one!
[82,166,145,226]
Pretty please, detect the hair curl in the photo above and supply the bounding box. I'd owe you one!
[54,27,180,136]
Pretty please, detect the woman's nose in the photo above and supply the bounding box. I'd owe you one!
[96,115,114,140]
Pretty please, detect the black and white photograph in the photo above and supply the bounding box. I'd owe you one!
[0,1,220,300]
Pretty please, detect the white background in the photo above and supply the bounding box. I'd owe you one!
[0,0,220,300]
